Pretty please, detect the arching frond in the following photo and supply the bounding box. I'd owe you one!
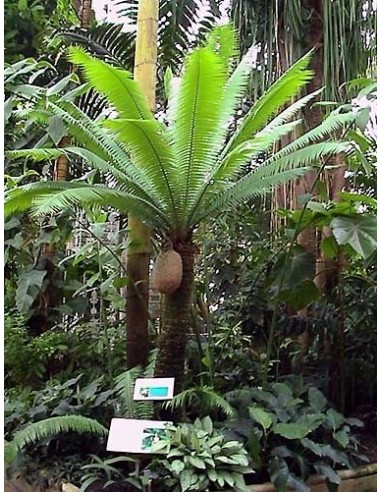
[273,112,356,159]
[5,416,107,464]
[68,46,152,120]
[171,47,228,213]
[225,50,315,153]
[105,119,178,219]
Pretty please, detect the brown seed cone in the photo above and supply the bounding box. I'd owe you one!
[152,249,183,294]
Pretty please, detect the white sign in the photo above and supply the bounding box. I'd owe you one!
[106,418,172,454]
[133,378,175,401]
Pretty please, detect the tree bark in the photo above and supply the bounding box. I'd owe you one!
[155,240,196,391]
[126,0,158,369]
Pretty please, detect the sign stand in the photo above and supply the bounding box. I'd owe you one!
[106,378,175,491]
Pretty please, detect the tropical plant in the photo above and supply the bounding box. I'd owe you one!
[149,416,253,491]
[5,415,108,465]
[224,380,368,490]
[80,454,145,491]
[5,25,354,387]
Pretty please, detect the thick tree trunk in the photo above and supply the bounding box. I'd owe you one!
[126,0,158,369]
[155,241,196,391]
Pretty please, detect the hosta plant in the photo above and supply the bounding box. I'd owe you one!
[5,25,355,386]
[149,416,253,491]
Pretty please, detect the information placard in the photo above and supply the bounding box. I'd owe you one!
[106,418,172,454]
[133,377,175,401]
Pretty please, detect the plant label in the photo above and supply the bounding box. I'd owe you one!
[133,377,175,400]
[106,418,172,454]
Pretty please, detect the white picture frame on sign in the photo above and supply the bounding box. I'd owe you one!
[106,418,172,454]
[133,377,175,401]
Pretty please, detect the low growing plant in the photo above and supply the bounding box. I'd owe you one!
[148,416,253,491]
[224,380,367,491]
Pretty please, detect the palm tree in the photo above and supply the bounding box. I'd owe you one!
[5,25,353,387]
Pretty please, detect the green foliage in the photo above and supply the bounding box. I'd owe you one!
[4,311,69,386]
[150,417,253,491]
[80,455,145,491]
[5,415,108,465]
[225,380,367,490]
[164,386,236,420]
[6,25,353,239]
[114,352,157,419]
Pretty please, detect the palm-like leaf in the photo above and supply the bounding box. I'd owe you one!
[6,25,354,239]
[5,416,107,464]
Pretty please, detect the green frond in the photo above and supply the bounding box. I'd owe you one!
[5,416,107,464]
[255,141,353,182]
[274,112,356,158]
[68,47,152,120]
[105,119,178,219]
[185,120,302,226]
[30,185,169,229]
[217,120,303,180]
[199,167,309,221]
[225,50,315,153]
[264,88,324,131]
[164,386,236,418]
[114,352,156,420]
[47,101,163,203]
[6,148,66,162]
[171,47,229,214]
[205,24,239,74]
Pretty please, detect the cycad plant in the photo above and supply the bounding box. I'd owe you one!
[6,25,353,387]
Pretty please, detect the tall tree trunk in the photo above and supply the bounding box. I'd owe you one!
[155,240,196,391]
[126,0,158,369]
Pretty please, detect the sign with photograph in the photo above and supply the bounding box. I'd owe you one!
[106,418,172,454]
[133,377,175,401]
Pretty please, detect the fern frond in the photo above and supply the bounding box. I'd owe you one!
[225,50,315,153]
[5,416,107,464]
[68,47,152,120]
[171,47,229,214]
[164,386,236,418]
[114,366,154,420]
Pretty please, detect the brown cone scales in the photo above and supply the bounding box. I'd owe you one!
[152,248,183,294]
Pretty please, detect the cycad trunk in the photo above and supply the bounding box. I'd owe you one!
[155,241,196,391]
[126,0,158,369]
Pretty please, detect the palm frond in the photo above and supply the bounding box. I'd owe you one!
[5,416,107,464]
[171,47,228,213]
[68,47,152,120]
[273,112,356,159]
[114,351,157,419]
[225,50,315,153]
[105,119,178,219]
[164,386,236,418]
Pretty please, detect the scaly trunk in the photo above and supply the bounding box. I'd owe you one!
[126,0,158,369]
[155,240,196,391]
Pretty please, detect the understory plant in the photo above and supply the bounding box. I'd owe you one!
[148,416,253,491]
[224,380,367,491]
[6,24,355,386]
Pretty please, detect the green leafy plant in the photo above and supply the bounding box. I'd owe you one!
[150,416,253,491]
[5,25,354,384]
[5,415,108,465]
[80,454,146,491]
[225,381,367,491]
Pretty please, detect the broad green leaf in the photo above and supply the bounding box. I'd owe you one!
[321,236,339,259]
[331,215,376,259]
[333,429,350,448]
[16,269,47,313]
[326,409,344,431]
[273,423,311,440]
[249,406,273,430]
[308,387,327,413]
[279,280,320,310]
[313,462,341,485]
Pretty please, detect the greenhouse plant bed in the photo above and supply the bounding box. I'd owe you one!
[241,464,377,492]
[5,464,376,492]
